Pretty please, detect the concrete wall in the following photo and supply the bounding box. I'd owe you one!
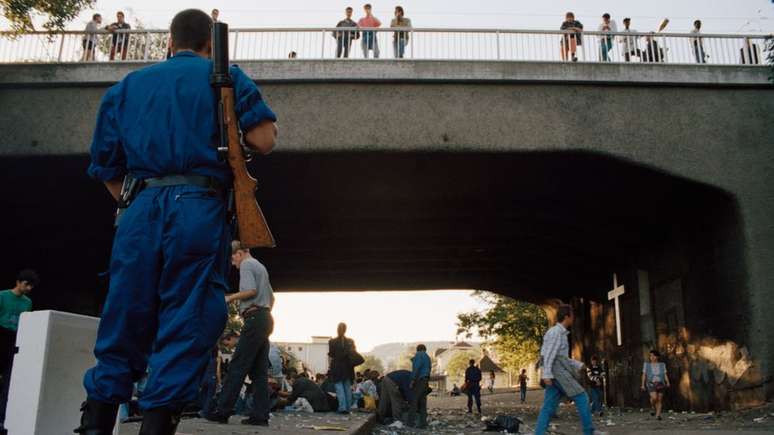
[1,60,772,407]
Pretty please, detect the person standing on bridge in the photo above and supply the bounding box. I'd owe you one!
[106,11,131,61]
[597,13,617,62]
[535,304,600,435]
[207,241,276,425]
[619,18,641,62]
[559,12,583,62]
[358,4,382,58]
[76,9,278,434]
[81,14,102,61]
[390,6,412,59]
[334,7,359,58]
[691,20,707,64]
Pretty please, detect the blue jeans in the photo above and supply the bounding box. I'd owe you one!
[334,380,353,412]
[590,386,603,413]
[600,38,612,61]
[520,386,527,402]
[393,38,407,58]
[535,381,594,435]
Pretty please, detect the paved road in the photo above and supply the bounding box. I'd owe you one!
[118,411,374,435]
[372,388,774,434]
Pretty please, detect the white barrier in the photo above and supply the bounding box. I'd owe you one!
[4,310,107,435]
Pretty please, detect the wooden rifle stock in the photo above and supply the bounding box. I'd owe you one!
[220,88,276,248]
[211,22,275,248]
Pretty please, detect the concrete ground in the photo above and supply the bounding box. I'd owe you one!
[117,411,376,435]
[372,388,774,434]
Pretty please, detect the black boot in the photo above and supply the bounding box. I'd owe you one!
[73,400,119,435]
[138,406,182,435]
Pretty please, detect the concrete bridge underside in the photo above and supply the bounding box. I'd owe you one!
[1,60,772,411]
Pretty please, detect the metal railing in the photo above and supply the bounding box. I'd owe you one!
[0,28,769,65]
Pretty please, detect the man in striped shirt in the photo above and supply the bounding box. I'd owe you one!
[535,304,602,435]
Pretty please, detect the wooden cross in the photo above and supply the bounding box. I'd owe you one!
[607,273,625,346]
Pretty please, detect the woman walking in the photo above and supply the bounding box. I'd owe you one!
[641,350,670,420]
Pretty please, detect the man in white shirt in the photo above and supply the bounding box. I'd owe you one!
[207,240,275,426]
[597,13,617,62]
[535,305,603,435]
[81,13,102,61]
[618,17,641,62]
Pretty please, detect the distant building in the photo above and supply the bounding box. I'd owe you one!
[479,354,511,388]
[274,336,331,375]
[434,341,480,376]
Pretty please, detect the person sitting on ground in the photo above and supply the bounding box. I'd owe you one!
[450,384,461,396]
[318,372,341,411]
[285,373,331,412]
[357,370,380,411]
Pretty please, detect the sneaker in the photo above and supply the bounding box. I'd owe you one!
[657,416,663,421]
[241,417,269,426]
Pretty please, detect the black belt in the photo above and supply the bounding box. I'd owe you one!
[241,305,270,319]
[143,174,224,192]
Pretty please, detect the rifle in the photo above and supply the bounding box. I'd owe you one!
[210,22,276,248]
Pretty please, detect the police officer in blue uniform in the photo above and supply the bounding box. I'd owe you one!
[75,9,278,435]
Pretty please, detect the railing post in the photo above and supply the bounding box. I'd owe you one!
[58,34,66,62]
[496,30,501,60]
[233,31,239,59]
[143,32,150,60]
[321,30,326,59]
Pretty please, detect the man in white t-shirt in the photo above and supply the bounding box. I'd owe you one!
[597,13,617,62]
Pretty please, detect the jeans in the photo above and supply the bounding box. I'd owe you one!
[393,38,407,58]
[334,380,353,412]
[693,41,706,63]
[535,381,595,435]
[466,384,481,412]
[198,355,218,417]
[599,38,612,61]
[520,386,527,402]
[214,310,273,421]
[336,37,352,58]
[361,32,379,58]
[590,386,603,413]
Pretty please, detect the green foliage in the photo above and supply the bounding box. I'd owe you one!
[225,300,243,334]
[1,0,95,33]
[446,350,479,381]
[457,291,547,374]
[357,354,385,374]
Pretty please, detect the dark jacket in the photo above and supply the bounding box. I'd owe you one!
[465,366,482,385]
[387,369,414,402]
[289,377,330,412]
[328,336,355,382]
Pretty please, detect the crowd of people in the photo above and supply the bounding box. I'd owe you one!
[75,6,764,64]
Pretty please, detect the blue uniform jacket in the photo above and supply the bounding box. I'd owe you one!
[88,50,277,184]
[411,350,431,381]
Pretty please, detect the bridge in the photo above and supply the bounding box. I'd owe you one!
[0,29,772,412]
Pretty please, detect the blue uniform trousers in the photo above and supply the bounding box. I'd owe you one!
[84,185,230,410]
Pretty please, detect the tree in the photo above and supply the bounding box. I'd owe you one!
[445,350,479,382]
[1,0,95,33]
[457,291,547,375]
[357,354,385,374]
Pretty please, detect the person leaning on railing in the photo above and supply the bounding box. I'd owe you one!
[106,11,132,61]
[333,6,359,59]
[391,6,412,59]
[560,11,583,62]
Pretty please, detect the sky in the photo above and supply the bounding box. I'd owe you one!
[5,0,774,33]
[270,290,487,352]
